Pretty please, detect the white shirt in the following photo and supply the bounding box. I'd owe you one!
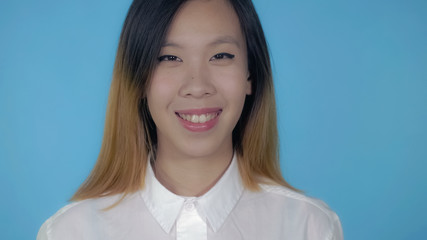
[37,155,343,240]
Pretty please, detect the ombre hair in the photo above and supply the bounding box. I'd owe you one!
[72,0,296,201]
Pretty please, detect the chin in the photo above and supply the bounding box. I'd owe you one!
[177,138,229,159]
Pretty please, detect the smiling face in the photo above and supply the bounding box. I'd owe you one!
[147,0,251,160]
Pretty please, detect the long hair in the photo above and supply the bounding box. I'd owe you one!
[72,0,296,202]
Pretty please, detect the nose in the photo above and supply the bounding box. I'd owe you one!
[179,62,216,98]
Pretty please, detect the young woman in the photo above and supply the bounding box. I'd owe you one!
[38,0,343,239]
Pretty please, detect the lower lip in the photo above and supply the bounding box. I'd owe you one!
[176,112,221,132]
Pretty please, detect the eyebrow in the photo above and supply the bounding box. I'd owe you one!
[209,36,241,48]
[162,35,241,49]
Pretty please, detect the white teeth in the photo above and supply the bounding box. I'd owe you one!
[191,115,199,123]
[178,112,218,123]
[199,114,207,123]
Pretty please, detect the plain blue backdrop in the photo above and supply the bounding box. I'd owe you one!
[1,0,426,239]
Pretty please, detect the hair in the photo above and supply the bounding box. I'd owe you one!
[72,0,296,202]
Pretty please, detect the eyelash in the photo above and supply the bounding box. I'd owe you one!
[158,55,182,62]
[210,53,235,61]
[157,53,235,62]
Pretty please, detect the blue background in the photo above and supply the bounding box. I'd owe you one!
[1,0,426,239]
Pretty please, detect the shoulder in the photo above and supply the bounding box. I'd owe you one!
[37,193,137,240]
[37,202,82,240]
[260,184,338,220]
[37,198,110,240]
[238,184,343,240]
[37,200,91,240]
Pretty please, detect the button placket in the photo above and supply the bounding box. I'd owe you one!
[177,199,207,240]
[184,202,195,211]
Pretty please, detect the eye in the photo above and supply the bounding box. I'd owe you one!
[158,55,183,62]
[210,53,235,61]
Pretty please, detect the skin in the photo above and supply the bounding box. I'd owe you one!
[147,0,251,196]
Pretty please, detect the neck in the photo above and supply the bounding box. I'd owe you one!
[152,149,233,197]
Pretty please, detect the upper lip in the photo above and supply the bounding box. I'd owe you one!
[175,107,222,115]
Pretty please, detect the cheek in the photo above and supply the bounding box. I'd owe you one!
[148,70,179,99]
[147,73,179,117]
[213,68,249,104]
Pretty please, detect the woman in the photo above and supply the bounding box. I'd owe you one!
[38,0,343,239]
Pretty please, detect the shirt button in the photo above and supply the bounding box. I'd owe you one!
[184,202,195,211]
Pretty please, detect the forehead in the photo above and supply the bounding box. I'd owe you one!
[164,0,245,47]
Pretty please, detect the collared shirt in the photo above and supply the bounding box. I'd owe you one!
[37,155,343,240]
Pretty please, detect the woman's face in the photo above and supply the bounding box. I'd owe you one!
[147,0,251,159]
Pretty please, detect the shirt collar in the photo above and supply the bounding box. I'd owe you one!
[140,153,244,233]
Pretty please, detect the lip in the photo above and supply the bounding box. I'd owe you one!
[175,108,222,132]
[175,107,222,115]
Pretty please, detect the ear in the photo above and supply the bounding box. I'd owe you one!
[246,73,252,95]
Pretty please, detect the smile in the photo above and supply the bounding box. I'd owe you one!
[177,112,220,123]
[175,108,222,132]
